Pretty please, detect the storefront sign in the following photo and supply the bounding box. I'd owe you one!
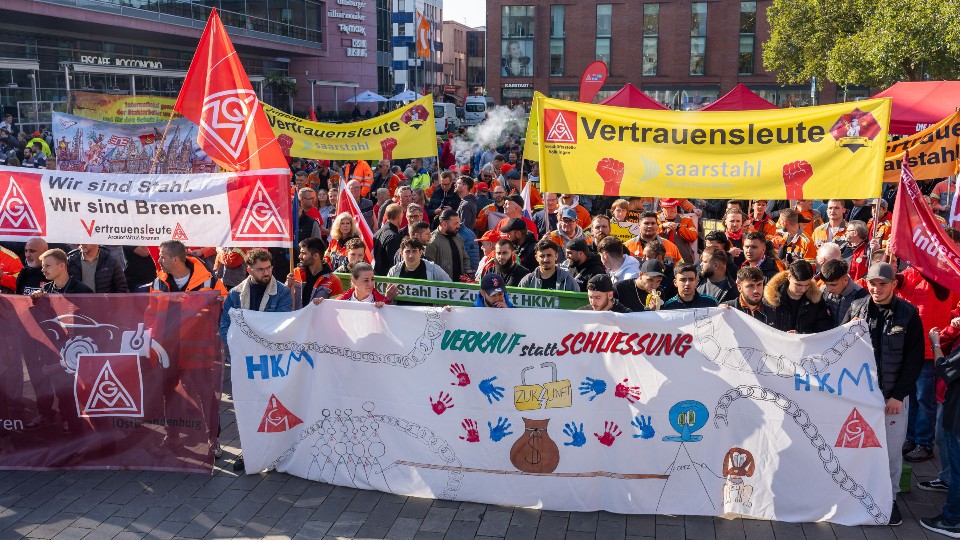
[79,56,163,70]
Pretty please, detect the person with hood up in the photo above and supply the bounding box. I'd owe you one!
[763,259,834,333]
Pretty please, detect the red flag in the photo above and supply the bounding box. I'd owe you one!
[579,61,608,103]
[175,9,287,172]
[888,151,960,290]
[309,108,317,122]
[336,188,374,262]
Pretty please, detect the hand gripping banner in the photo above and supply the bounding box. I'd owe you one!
[229,303,891,525]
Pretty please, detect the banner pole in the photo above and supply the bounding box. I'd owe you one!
[867,198,881,263]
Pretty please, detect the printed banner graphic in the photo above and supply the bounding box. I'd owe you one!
[229,304,890,525]
[0,293,222,472]
[537,97,891,199]
[71,91,181,124]
[52,112,215,174]
[884,112,960,182]
[0,165,292,247]
[262,96,437,161]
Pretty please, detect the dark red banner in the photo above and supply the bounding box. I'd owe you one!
[0,293,222,472]
[579,60,608,104]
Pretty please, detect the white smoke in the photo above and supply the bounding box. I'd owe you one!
[452,105,528,158]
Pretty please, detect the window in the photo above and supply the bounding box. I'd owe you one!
[596,5,612,67]
[738,2,756,75]
[550,5,564,76]
[501,6,535,77]
[643,4,659,76]
[690,3,707,76]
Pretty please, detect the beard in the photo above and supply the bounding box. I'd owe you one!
[701,267,715,280]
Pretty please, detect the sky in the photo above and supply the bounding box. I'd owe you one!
[443,2,486,27]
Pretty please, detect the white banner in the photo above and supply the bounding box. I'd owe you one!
[228,304,890,525]
[0,166,293,247]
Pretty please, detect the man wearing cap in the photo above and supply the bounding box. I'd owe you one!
[581,274,632,313]
[558,194,592,230]
[27,132,50,157]
[614,259,666,312]
[455,176,478,231]
[495,195,539,239]
[474,181,493,210]
[545,207,590,260]
[565,238,606,290]
[533,192,560,238]
[843,262,924,526]
[698,246,736,304]
[504,170,542,207]
[658,198,698,264]
[425,209,472,281]
[722,266,776,325]
[662,263,719,310]
[475,273,513,308]
[502,217,537,271]
[474,229,502,280]
[597,236,641,285]
[746,199,778,241]
[518,239,580,292]
[372,159,400,196]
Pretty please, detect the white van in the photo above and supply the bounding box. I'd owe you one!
[434,102,460,133]
[464,96,495,126]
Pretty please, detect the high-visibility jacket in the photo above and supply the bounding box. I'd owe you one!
[344,160,374,197]
[150,256,227,295]
[0,245,23,292]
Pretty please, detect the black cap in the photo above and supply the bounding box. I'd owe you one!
[640,259,666,277]
[587,274,614,292]
[503,217,527,233]
[505,170,521,180]
[565,238,590,253]
[480,273,506,294]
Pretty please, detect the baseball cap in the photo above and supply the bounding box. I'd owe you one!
[318,160,331,166]
[560,207,578,221]
[503,217,527,233]
[506,194,524,207]
[475,181,489,192]
[504,170,521,181]
[565,238,589,253]
[460,164,471,174]
[32,131,40,137]
[864,262,895,283]
[640,259,666,277]
[500,163,515,175]
[659,198,679,208]
[481,273,506,295]
[476,229,503,243]
[587,274,614,292]
[448,133,454,138]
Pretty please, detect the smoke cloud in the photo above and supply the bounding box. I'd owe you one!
[452,106,528,158]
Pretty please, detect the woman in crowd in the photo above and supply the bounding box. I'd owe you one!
[314,262,394,307]
[411,188,427,210]
[316,188,334,236]
[325,212,362,270]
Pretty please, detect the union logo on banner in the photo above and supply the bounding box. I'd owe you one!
[258,394,303,432]
[830,108,882,154]
[0,173,46,235]
[172,222,189,241]
[835,407,881,448]
[232,179,290,241]
[544,109,577,143]
[74,353,144,418]
[199,89,260,161]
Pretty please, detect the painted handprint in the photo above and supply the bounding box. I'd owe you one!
[596,157,625,196]
[449,363,470,387]
[631,415,656,439]
[782,160,813,199]
[594,421,622,447]
[459,419,480,442]
[488,417,514,442]
[563,422,587,447]
[380,137,398,159]
[615,378,642,404]
[430,391,454,415]
[578,377,607,401]
[478,376,505,404]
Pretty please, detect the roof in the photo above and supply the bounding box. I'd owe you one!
[699,84,778,111]
[871,81,960,135]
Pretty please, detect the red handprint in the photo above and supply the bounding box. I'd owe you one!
[594,421,622,447]
[459,419,480,442]
[276,134,294,157]
[430,391,454,415]
[596,158,625,196]
[782,160,813,200]
[449,363,471,387]
[614,379,642,404]
[380,137,398,159]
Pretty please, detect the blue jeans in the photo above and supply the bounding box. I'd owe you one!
[942,429,960,523]
[908,362,937,448]
[938,403,952,481]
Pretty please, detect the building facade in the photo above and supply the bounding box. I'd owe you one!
[466,28,486,97]
[440,20,470,104]
[390,0,442,96]
[487,0,864,110]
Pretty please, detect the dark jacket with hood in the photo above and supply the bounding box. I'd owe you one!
[763,270,835,334]
[568,253,607,291]
[66,246,128,293]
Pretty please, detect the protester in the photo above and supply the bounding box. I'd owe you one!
[425,209,472,281]
[484,238,529,286]
[455,176,479,231]
[333,238,367,274]
[220,249,292,345]
[662,263,718,310]
[581,274,631,313]
[15,237,47,295]
[812,199,847,247]
[502,217,537,271]
[66,244,128,293]
[325,212,363,270]
[296,187,323,242]
[427,171,461,220]
[723,266,775,324]
[149,240,227,294]
[388,236,451,282]
[289,237,343,309]
[333,262,394,305]
[741,232,782,282]
[819,258,867,327]
[763,260,833,333]
[597,236,640,285]
[625,211,682,264]
[697,246,736,304]
[657,198,697,263]
[475,272,513,308]
[590,214,612,244]
[840,220,870,282]
[518,239,579,292]
[545,207,589,261]
[564,238,606,290]
[476,184,507,234]
[373,203,404,275]
[496,195,538,239]
[474,229,501,279]
[31,249,93,297]
[922,327,960,536]
[775,209,816,263]
[746,199,777,240]
[533,192,560,237]
[213,248,250,290]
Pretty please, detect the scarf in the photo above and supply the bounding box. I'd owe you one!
[236,276,277,311]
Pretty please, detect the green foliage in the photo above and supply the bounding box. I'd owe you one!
[263,71,298,99]
[763,0,960,88]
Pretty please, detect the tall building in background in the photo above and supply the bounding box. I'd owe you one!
[466,27,487,97]
[390,0,442,96]
[440,20,471,104]
[486,0,857,110]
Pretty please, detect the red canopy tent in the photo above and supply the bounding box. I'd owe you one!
[599,84,669,110]
[699,84,778,111]
[872,81,960,135]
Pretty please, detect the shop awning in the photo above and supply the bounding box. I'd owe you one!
[699,84,778,111]
[599,84,668,110]
[872,81,960,135]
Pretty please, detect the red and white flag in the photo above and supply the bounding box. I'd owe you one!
[948,173,960,230]
[175,9,288,172]
[336,189,374,262]
[107,135,131,147]
[888,151,960,290]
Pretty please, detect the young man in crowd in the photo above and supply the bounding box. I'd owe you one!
[564,238,606,291]
[741,231,783,283]
[662,263,719,310]
[746,199,777,241]
[581,274,631,313]
[722,208,747,268]
[613,259,666,312]
[288,237,343,309]
[372,203,404,275]
[425,209,472,281]
[220,249,292,345]
[812,199,848,247]
[697,246,736,305]
[764,259,833,334]
[31,249,92,297]
[597,236,640,285]
[484,238,529,287]
[625,211,682,264]
[819,258,867,327]
[518,239,579,291]
[388,237,451,282]
[475,272,512,308]
[723,266,775,325]
[333,238,368,274]
[502,217,538,271]
[776,209,816,263]
[150,240,228,295]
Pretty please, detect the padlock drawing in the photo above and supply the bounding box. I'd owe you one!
[514,362,572,411]
[509,417,561,474]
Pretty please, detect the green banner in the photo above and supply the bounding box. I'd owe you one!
[334,274,588,310]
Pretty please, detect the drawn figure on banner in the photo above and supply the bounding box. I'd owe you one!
[578,377,607,401]
[514,362,571,411]
[594,421,622,447]
[306,404,391,491]
[663,400,708,442]
[510,417,561,473]
[478,376,505,404]
[488,416,513,442]
[449,363,470,387]
[722,447,756,507]
[562,421,586,447]
[631,414,656,439]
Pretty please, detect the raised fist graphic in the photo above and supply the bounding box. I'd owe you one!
[276,134,294,157]
[782,160,813,200]
[380,138,398,160]
[596,158,625,196]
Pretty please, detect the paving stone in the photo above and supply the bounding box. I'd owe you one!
[477,510,513,537]
[326,510,367,537]
[419,506,457,533]
[385,517,423,540]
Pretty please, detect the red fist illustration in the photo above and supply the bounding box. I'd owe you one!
[430,391,454,415]
[449,363,471,387]
[594,421,622,447]
[614,378,642,404]
[380,137,398,160]
[459,419,480,442]
[276,134,294,157]
[782,160,813,200]
[596,158,625,196]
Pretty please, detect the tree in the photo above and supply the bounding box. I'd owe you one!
[763,0,960,88]
[263,71,298,112]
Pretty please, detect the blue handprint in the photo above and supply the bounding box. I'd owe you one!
[631,415,656,440]
[578,377,607,401]
[488,417,513,442]
[562,422,586,447]
[478,376,505,404]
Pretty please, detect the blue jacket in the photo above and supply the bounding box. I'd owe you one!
[220,277,293,345]
[474,292,515,308]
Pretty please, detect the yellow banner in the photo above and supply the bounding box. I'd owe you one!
[884,112,960,182]
[538,97,891,199]
[71,91,181,124]
[522,92,543,162]
[262,96,437,161]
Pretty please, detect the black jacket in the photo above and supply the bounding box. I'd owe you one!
[515,232,538,271]
[41,277,93,294]
[15,265,45,295]
[697,277,736,305]
[938,346,960,434]
[613,280,649,313]
[764,271,834,334]
[568,254,607,291]
[66,246,128,293]
[372,222,403,275]
[844,295,924,401]
[577,300,632,313]
[662,293,718,310]
[723,297,776,327]
[491,261,530,288]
